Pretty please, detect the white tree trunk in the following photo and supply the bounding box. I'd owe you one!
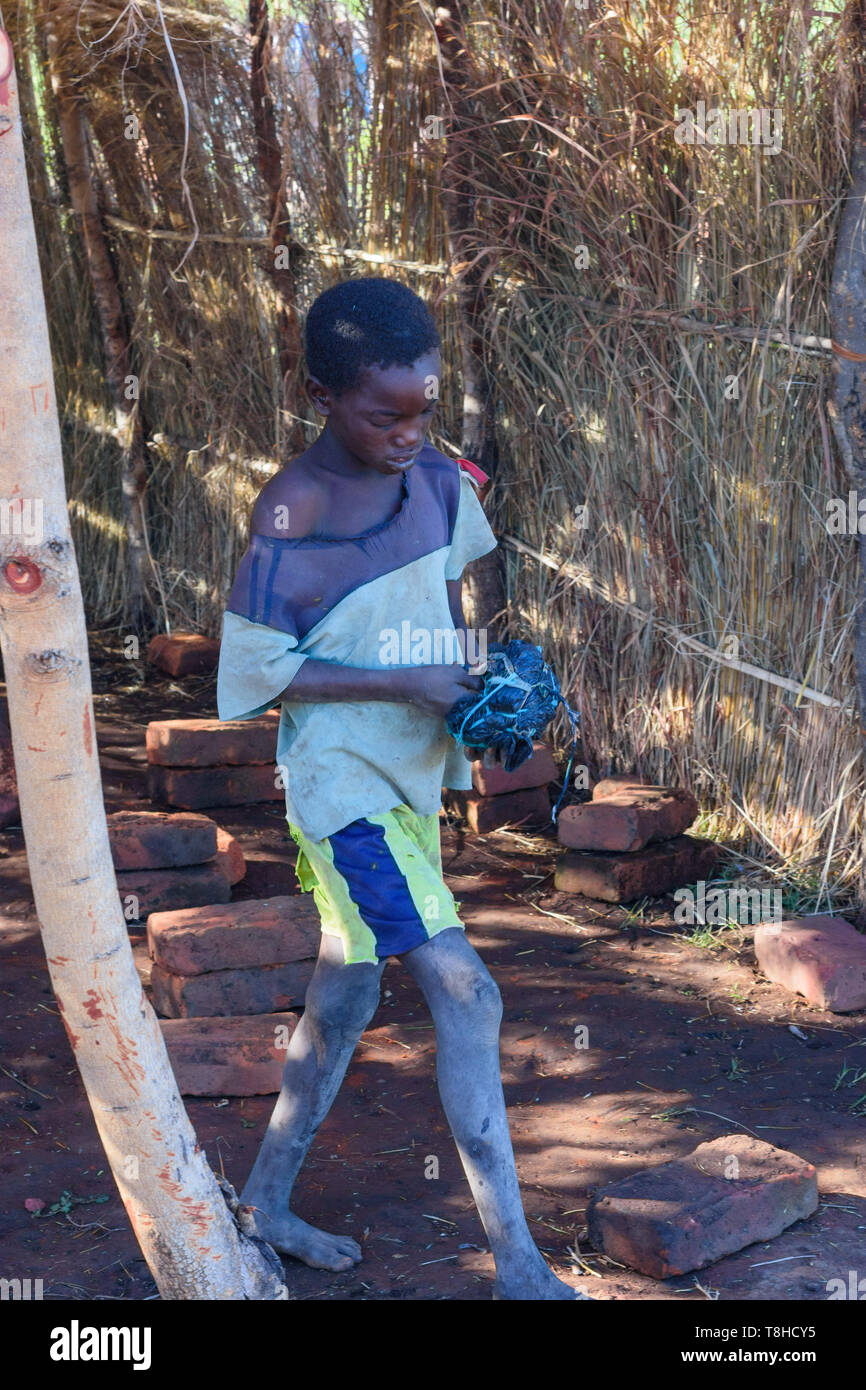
[0,29,286,1300]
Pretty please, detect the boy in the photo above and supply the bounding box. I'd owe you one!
[216,278,583,1300]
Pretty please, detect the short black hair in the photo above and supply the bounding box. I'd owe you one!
[305,277,440,396]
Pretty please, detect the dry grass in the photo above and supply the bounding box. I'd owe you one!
[7,0,865,890]
[448,0,864,889]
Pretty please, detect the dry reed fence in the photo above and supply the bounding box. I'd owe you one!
[7,0,866,899]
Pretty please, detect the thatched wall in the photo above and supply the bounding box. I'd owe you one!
[9,0,866,891]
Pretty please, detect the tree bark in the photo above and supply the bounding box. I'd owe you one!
[433,1,505,633]
[45,27,155,638]
[829,87,866,903]
[0,27,286,1301]
[249,0,305,458]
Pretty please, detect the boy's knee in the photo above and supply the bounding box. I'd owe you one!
[308,966,381,1040]
[444,961,502,1026]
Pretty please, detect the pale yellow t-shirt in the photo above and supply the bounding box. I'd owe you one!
[216,451,497,841]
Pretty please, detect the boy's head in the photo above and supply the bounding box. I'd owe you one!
[304,278,441,475]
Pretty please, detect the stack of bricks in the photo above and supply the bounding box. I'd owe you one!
[445,740,557,833]
[138,634,312,1096]
[146,710,284,810]
[145,895,320,1096]
[554,774,717,903]
[147,895,319,1020]
[108,809,245,922]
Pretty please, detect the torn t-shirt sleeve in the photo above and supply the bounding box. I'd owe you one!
[444,468,498,580]
[216,608,308,722]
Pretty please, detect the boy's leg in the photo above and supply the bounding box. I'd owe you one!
[241,930,385,1271]
[402,926,586,1300]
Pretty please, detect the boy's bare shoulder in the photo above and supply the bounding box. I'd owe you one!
[250,459,325,539]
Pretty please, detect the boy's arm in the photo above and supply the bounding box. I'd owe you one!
[277,657,481,716]
[277,575,479,708]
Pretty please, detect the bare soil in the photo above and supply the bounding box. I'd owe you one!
[1,636,864,1302]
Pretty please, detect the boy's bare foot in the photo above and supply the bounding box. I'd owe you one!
[247,1207,363,1272]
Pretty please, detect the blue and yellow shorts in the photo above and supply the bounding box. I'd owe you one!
[287,804,465,966]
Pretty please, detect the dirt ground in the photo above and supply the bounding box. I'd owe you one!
[1,637,865,1303]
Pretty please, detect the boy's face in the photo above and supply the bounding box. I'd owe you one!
[307,349,440,475]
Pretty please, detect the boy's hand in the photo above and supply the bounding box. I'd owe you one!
[462,744,503,763]
[400,664,483,718]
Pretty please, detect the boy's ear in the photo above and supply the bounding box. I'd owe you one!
[306,376,332,415]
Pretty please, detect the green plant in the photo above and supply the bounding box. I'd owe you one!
[38,1189,109,1218]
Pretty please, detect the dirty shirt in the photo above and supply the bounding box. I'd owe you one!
[216,446,498,842]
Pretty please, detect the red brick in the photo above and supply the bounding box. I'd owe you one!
[215,826,246,885]
[555,834,717,903]
[557,785,697,852]
[150,959,314,1017]
[587,1135,818,1278]
[754,915,866,1012]
[107,809,218,871]
[448,785,550,834]
[591,774,656,798]
[147,633,221,677]
[471,741,558,796]
[147,894,320,975]
[159,1013,299,1096]
[146,762,283,809]
[146,712,280,768]
[117,862,231,921]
